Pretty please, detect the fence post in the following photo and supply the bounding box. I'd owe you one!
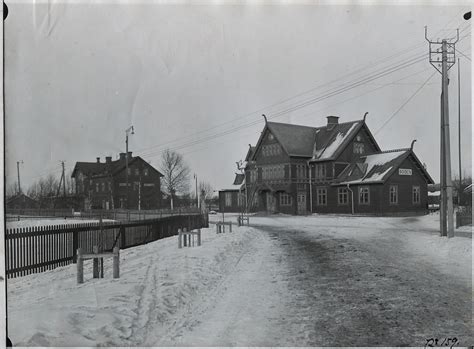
[120,226,126,249]
[197,229,201,246]
[77,248,84,284]
[72,229,79,263]
[183,227,187,247]
[178,229,182,248]
[92,246,99,278]
[113,247,120,278]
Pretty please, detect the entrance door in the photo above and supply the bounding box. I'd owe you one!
[266,192,276,213]
[297,192,307,215]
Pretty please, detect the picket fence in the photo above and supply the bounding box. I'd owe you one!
[5,213,208,278]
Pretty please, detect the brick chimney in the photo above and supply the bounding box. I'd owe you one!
[127,151,133,159]
[119,152,126,160]
[105,156,112,163]
[96,157,100,163]
[326,116,339,130]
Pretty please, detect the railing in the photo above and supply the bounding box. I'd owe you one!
[5,213,209,279]
[456,207,472,228]
[5,207,201,222]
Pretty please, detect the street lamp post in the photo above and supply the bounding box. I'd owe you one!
[125,126,134,209]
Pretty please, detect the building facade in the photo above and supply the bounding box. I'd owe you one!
[71,152,163,210]
[238,114,433,216]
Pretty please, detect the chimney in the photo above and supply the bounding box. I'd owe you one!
[105,156,112,163]
[119,152,126,160]
[326,116,339,130]
[127,151,132,159]
[96,157,100,163]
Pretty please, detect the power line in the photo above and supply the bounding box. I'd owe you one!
[374,71,437,135]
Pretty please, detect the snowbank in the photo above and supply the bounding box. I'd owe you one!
[7,224,259,347]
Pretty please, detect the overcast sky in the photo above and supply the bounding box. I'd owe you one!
[4,1,472,193]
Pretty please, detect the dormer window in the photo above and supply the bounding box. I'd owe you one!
[353,142,364,154]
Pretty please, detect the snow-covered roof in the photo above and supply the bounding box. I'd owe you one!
[428,191,440,196]
[312,122,360,160]
[251,117,379,160]
[336,149,409,185]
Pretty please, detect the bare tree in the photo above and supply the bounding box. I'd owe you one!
[199,180,213,210]
[160,149,191,209]
[5,182,18,198]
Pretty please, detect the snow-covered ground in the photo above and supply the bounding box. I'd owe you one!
[7,213,472,346]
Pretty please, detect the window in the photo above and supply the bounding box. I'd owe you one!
[296,164,307,179]
[225,192,232,207]
[389,185,398,204]
[108,182,112,191]
[353,142,365,154]
[280,192,292,206]
[144,168,149,176]
[101,182,106,192]
[250,169,257,183]
[238,193,245,207]
[261,165,284,180]
[135,168,140,176]
[338,187,349,205]
[413,186,420,204]
[317,187,327,206]
[315,164,326,179]
[359,187,370,205]
[127,168,131,176]
[95,183,99,193]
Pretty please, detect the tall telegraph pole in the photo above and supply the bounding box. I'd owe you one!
[125,126,134,209]
[425,27,458,238]
[457,58,462,205]
[16,161,23,194]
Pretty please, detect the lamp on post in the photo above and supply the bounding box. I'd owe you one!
[125,126,134,209]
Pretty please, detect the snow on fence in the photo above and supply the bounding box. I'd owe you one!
[5,213,209,279]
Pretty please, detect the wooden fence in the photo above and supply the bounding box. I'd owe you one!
[5,213,209,278]
[5,207,201,222]
[456,211,472,228]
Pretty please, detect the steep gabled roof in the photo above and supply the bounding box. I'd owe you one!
[72,156,163,178]
[251,118,377,160]
[335,148,434,185]
[311,121,363,161]
[266,122,316,157]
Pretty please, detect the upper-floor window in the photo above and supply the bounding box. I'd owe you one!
[389,185,398,204]
[261,165,284,180]
[250,169,257,183]
[353,142,365,154]
[135,168,140,176]
[413,186,420,204]
[316,187,327,206]
[95,183,99,193]
[127,168,131,176]
[108,182,112,192]
[101,182,106,192]
[359,187,370,205]
[315,164,326,179]
[144,168,149,176]
[262,144,282,157]
[296,164,307,179]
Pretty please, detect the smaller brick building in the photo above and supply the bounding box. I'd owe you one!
[71,152,163,210]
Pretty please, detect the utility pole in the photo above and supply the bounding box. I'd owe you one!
[61,161,66,197]
[125,126,134,209]
[16,160,23,195]
[425,27,458,238]
[457,57,462,205]
[194,173,199,208]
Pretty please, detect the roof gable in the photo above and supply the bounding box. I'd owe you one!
[335,148,434,185]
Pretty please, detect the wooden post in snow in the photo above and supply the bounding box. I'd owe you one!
[92,245,99,278]
[77,248,84,284]
[113,247,120,278]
